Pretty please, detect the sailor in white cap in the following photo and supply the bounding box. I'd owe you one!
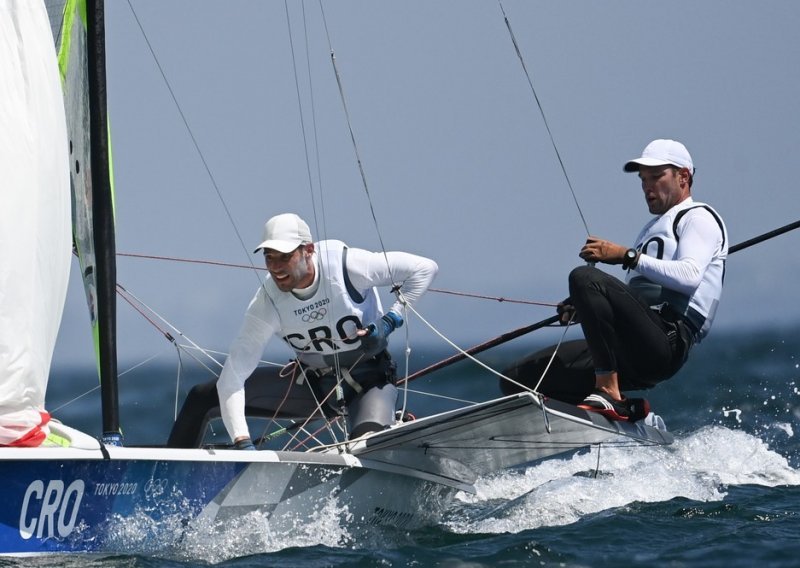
[557,139,728,421]
[168,213,437,448]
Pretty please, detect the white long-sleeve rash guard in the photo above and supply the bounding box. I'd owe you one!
[216,246,438,441]
[627,198,728,338]
[634,208,724,295]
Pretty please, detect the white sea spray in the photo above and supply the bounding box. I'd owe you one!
[447,424,800,535]
[171,492,353,563]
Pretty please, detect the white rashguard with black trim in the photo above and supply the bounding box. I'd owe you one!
[626,197,728,339]
[216,239,438,442]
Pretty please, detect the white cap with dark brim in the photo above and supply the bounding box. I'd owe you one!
[623,139,694,174]
[253,213,312,253]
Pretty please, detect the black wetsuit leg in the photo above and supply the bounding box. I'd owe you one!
[501,339,595,404]
[166,379,218,448]
[568,265,677,388]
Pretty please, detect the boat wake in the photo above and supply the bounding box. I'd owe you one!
[174,497,354,563]
[445,423,800,535]
[89,491,355,564]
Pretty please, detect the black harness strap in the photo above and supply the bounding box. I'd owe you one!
[673,204,727,283]
[672,205,726,248]
[342,247,365,303]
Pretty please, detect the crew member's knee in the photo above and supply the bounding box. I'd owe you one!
[348,384,397,439]
[568,264,598,293]
[186,379,219,406]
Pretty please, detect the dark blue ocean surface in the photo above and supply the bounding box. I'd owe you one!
[28,324,800,567]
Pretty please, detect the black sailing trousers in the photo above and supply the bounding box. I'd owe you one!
[568,265,690,390]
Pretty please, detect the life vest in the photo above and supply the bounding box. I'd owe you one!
[262,240,384,368]
[627,201,727,340]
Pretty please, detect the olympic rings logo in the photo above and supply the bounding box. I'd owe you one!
[302,308,327,322]
[144,478,169,499]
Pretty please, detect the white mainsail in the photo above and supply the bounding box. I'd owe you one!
[0,0,71,445]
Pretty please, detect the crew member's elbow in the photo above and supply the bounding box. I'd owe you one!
[422,258,439,280]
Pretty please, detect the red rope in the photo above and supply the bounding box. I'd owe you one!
[115,284,174,342]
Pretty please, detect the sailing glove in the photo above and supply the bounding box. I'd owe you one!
[234,437,256,450]
[360,311,403,356]
[367,311,404,338]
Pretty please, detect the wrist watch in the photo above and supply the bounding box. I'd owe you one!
[622,248,639,270]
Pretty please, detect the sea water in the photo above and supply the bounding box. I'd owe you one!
[21,324,800,567]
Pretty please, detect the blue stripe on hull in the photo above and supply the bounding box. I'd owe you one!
[0,459,247,554]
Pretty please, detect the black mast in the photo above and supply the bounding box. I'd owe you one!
[86,0,121,445]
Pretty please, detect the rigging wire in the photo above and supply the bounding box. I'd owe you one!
[102,2,561,451]
[249,361,332,451]
[123,1,263,286]
[284,0,355,439]
[316,1,397,281]
[120,3,597,444]
[498,0,591,237]
[283,0,325,237]
[48,352,164,415]
[531,312,575,394]
[401,299,571,406]
[104,6,800,455]
[117,251,558,306]
[315,1,421,434]
[115,283,224,376]
[122,2,552,408]
[124,1,355,444]
[402,302,537,393]
[300,0,330,244]
[491,1,602,400]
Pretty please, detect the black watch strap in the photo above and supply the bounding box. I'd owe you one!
[622,248,639,270]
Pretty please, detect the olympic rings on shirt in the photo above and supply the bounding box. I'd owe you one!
[301,308,328,322]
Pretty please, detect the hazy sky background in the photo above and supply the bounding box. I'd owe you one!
[51,1,800,372]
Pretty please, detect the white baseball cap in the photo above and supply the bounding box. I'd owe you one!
[253,213,312,253]
[623,139,694,174]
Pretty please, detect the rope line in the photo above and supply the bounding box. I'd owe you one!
[402,302,539,395]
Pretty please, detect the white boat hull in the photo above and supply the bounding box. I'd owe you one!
[0,393,671,555]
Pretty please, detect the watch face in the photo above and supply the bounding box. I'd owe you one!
[624,249,636,268]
